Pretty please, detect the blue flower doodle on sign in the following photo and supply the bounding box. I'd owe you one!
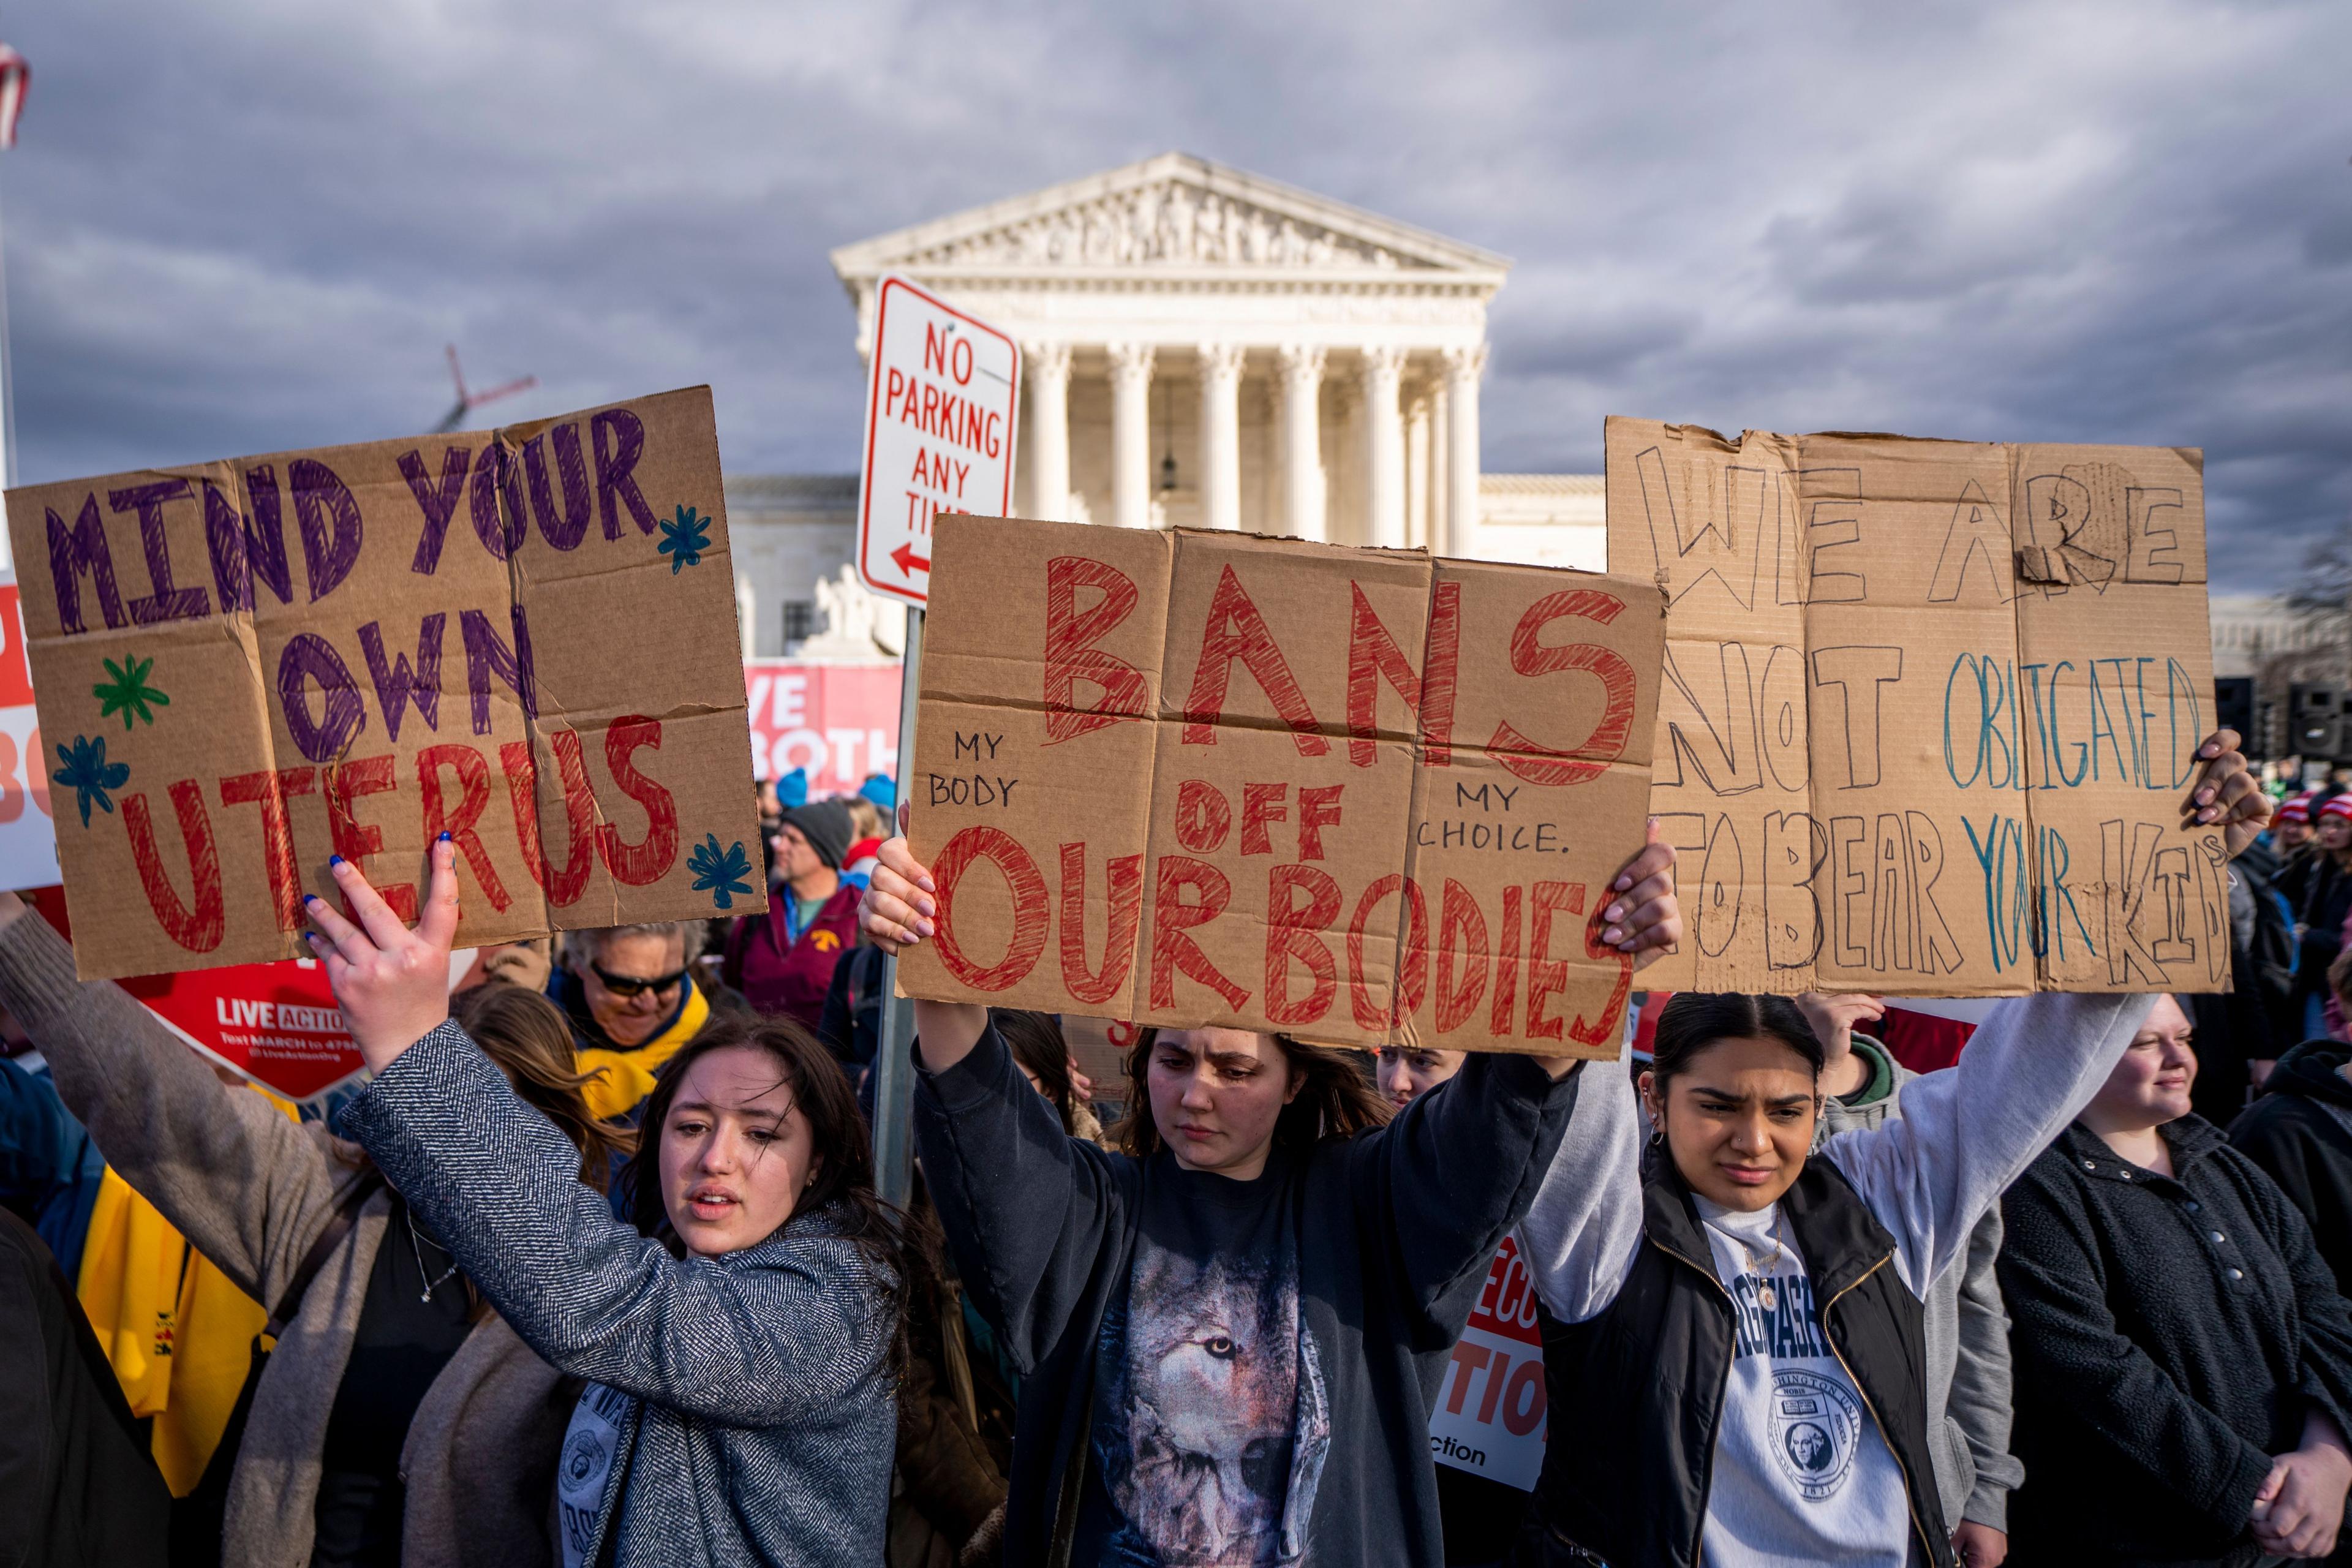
[53,735,130,827]
[687,833,755,910]
[657,505,712,574]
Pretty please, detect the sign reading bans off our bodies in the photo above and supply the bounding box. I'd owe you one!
[8,386,765,979]
[1605,418,2228,997]
[897,514,1667,1058]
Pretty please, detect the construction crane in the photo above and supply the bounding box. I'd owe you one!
[433,345,537,433]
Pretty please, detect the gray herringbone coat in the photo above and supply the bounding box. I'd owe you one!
[0,910,572,1568]
[342,1023,897,1566]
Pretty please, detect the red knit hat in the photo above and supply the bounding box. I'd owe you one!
[2321,794,2352,823]
[2278,795,2313,824]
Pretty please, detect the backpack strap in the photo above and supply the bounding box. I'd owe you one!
[266,1174,382,1338]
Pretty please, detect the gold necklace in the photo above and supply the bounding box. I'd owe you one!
[1730,1207,1789,1311]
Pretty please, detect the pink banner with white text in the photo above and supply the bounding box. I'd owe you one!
[744,661,902,794]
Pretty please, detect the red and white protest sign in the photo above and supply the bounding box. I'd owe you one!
[23,884,363,1104]
[0,576,56,891]
[1431,1234,1548,1491]
[856,274,1019,608]
[744,660,902,794]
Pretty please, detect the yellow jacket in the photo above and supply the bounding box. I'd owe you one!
[575,981,713,1121]
[75,1082,299,1495]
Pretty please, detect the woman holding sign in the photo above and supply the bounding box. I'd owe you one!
[854,824,1685,1566]
[1506,731,2267,1568]
[300,843,910,1568]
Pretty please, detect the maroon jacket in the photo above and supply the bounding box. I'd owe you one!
[723,882,862,1028]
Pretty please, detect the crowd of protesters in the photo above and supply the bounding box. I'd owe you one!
[19,729,2352,1566]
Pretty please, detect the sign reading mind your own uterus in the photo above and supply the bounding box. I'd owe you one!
[6,386,766,980]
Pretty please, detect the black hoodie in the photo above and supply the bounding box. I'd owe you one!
[2231,1038,2352,1290]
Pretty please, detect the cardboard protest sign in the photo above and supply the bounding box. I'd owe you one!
[6,387,765,979]
[896,514,1667,1057]
[1605,418,2227,995]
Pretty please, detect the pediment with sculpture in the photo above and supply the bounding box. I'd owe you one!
[834,153,1506,281]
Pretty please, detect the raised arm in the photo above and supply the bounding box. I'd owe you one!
[0,894,344,1308]
[1358,1048,1579,1335]
[911,1021,1125,1373]
[1823,989,2152,1294]
[342,1019,888,1422]
[1515,1029,1648,1322]
[1505,805,1693,1322]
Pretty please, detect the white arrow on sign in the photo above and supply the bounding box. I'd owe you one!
[855,274,1021,608]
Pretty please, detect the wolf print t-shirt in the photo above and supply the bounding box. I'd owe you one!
[1074,1155,1333,1567]
[1691,1197,1911,1567]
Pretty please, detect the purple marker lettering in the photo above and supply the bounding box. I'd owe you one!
[288,459,363,602]
[399,447,472,575]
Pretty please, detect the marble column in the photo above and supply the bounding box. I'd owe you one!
[1276,344,1326,541]
[1107,342,1155,529]
[1404,388,1431,551]
[1444,345,1487,559]
[1428,382,1451,554]
[1361,347,1407,550]
[1025,341,1072,522]
[1196,344,1246,531]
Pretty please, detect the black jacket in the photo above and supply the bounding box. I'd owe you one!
[2231,1038,2352,1294]
[911,1025,1577,1568]
[2000,1117,2352,1567]
[0,1205,170,1568]
[2293,858,2352,1014]
[1521,1147,1953,1568]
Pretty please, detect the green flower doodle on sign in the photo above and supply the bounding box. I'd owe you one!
[657,505,712,574]
[92,656,172,729]
[53,736,130,827]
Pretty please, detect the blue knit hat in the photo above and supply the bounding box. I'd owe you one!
[778,767,809,809]
[859,773,896,811]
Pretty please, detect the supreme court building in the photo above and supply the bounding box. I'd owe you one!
[730,152,1602,658]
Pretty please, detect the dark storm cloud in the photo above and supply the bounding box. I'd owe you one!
[2,0,2344,589]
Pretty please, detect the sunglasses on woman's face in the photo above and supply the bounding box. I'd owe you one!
[590,962,688,1000]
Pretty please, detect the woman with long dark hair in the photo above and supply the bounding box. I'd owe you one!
[1506,728,2268,1568]
[302,844,908,1567]
[0,891,630,1568]
[856,826,1686,1567]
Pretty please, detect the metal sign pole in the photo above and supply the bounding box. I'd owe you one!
[871,603,923,1207]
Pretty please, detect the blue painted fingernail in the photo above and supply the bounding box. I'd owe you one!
[303,894,319,905]
[439,831,452,843]
[328,854,344,867]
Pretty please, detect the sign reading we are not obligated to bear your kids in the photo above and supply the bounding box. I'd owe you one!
[897,515,1670,1058]
[1607,418,2230,998]
[8,386,765,980]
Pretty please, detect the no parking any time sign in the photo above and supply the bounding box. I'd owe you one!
[857,275,1021,606]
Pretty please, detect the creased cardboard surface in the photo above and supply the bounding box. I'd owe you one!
[1606,418,2226,996]
[7,386,765,978]
[896,514,1667,1057]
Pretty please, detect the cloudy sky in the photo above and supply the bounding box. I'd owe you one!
[4,0,2346,590]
